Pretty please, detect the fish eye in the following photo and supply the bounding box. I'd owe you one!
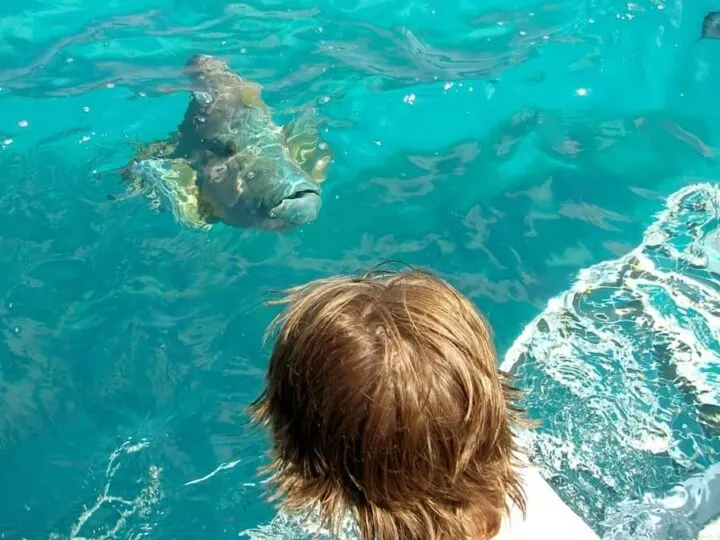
[224,141,237,156]
[207,162,228,181]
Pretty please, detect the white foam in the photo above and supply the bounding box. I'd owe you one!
[502,182,720,535]
[699,518,720,540]
[58,437,163,540]
[502,183,720,459]
[602,461,720,538]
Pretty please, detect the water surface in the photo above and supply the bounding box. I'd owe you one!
[1,0,720,538]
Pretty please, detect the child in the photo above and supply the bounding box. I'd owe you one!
[250,268,598,539]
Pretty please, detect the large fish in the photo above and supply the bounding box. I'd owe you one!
[120,54,332,231]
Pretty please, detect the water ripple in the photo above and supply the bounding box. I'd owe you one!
[503,183,720,533]
[1,0,720,537]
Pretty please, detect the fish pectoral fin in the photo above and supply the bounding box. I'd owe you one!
[124,158,212,229]
[282,111,333,183]
[120,133,181,182]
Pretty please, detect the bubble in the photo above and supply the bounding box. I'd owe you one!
[403,93,416,104]
[575,88,588,96]
[66,57,74,63]
[443,82,453,91]
[2,138,12,146]
[106,82,115,89]
[318,96,330,105]
[17,120,28,128]
[82,105,90,113]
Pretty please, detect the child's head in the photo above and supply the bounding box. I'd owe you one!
[251,268,527,539]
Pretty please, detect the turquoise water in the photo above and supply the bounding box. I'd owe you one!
[1,0,720,538]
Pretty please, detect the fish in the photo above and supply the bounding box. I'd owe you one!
[119,54,332,232]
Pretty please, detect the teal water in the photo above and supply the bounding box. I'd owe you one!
[1,0,720,538]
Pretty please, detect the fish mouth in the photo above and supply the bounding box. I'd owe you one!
[284,187,320,200]
[267,186,322,225]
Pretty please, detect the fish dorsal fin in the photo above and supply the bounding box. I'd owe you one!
[185,54,265,109]
[236,80,264,108]
[192,76,264,109]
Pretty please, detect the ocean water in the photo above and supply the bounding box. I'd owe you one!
[1,0,720,538]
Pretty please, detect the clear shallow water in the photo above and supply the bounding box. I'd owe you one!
[1,0,719,538]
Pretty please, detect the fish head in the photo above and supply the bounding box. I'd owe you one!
[253,154,322,229]
[185,54,229,81]
[198,143,322,231]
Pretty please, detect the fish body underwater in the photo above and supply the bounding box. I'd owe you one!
[702,11,720,39]
[121,54,332,231]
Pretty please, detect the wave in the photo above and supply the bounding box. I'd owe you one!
[504,182,720,534]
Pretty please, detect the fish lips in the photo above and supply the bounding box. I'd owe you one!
[266,185,322,226]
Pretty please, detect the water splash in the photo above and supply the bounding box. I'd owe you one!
[54,438,163,540]
[239,505,359,540]
[503,182,720,532]
[602,461,720,539]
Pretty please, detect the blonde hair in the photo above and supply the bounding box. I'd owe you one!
[250,268,527,539]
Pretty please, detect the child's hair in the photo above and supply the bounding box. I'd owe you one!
[250,268,528,539]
